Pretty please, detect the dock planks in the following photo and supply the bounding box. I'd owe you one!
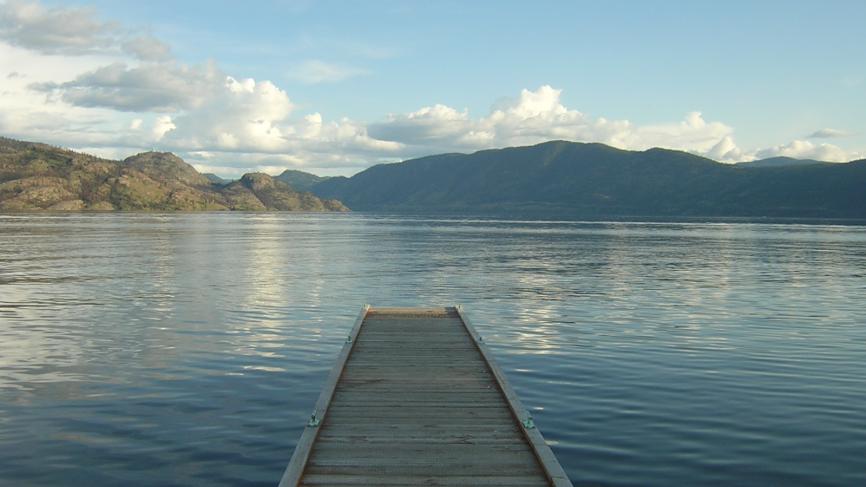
[279,306,572,487]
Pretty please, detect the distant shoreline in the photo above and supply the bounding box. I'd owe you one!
[3,210,865,227]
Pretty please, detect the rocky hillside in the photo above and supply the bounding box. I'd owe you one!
[222,173,347,211]
[0,137,348,212]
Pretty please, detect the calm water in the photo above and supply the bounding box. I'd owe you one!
[1,213,865,486]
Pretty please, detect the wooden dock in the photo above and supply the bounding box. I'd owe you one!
[279,306,572,487]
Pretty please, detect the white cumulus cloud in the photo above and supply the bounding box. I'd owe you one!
[755,140,858,162]
[0,0,116,54]
[370,85,747,162]
[32,61,224,112]
[0,0,170,62]
[370,104,472,146]
[163,76,295,152]
[152,115,175,140]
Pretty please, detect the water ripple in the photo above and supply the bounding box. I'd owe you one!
[1,213,865,485]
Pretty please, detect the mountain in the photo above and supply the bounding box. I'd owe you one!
[0,137,348,212]
[738,156,829,168]
[275,169,330,192]
[312,140,866,218]
[203,173,231,185]
[5,136,863,217]
[222,173,347,211]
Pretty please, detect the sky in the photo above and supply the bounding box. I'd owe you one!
[1,0,864,177]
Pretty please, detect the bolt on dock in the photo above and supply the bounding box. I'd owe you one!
[279,305,572,487]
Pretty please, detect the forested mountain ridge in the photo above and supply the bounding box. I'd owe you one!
[312,141,866,218]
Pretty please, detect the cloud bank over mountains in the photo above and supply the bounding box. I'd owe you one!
[0,0,861,176]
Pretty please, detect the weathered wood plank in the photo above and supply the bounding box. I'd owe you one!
[304,461,542,476]
[323,419,519,429]
[323,413,514,423]
[315,424,522,434]
[307,455,541,470]
[315,435,522,444]
[311,443,535,457]
[327,404,511,413]
[327,403,510,412]
[338,377,495,385]
[340,364,490,372]
[330,393,506,405]
[301,473,549,486]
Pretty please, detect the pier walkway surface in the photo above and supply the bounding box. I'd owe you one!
[279,306,572,487]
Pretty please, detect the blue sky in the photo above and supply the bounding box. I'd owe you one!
[1,0,864,176]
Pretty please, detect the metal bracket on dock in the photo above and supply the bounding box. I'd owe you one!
[522,416,536,430]
[308,412,321,427]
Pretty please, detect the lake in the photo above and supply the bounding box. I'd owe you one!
[1,213,865,486]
